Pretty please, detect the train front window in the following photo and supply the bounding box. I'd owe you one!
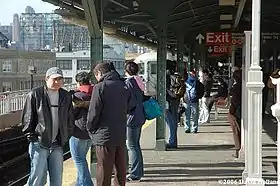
[139,63,144,74]
[151,64,157,74]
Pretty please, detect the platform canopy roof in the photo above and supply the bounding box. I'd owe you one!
[43,0,280,50]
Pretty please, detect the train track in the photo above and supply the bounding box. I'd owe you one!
[6,151,71,186]
[0,133,71,186]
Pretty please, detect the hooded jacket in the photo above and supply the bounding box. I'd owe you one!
[87,71,137,146]
[72,85,94,139]
[125,76,146,128]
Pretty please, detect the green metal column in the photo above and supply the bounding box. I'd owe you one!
[82,0,103,178]
[155,16,167,151]
[90,36,103,70]
[177,32,184,75]
[187,50,191,73]
[189,48,194,72]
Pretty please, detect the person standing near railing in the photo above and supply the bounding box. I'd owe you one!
[21,67,74,186]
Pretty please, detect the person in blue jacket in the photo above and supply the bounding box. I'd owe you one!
[124,61,146,182]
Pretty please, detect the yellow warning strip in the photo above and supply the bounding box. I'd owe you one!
[142,119,155,131]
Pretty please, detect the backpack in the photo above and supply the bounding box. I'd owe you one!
[143,98,162,120]
[170,75,186,99]
[196,81,205,99]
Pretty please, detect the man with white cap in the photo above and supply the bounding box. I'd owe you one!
[22,67,74,186]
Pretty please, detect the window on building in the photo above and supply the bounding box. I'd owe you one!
[56,60,72,70]
[2,82,12,92]
[64,78,72,85]
[77,60,90,70]
[2,60,12,72]
[112,61,124,70]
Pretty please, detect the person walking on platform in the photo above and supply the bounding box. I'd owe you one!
[69,72,94,186]
[124,62,146,182]
[208,78,228,113]
[198,69,213,124]
[183,70,204,133]
[165,70,186,148]
[22,67,74,186]
[87,62,136,186]
[227,70,242,158]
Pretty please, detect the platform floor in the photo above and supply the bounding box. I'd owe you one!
[62,111,277,186]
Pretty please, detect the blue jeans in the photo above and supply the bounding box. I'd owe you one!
[184,102,199,132]
[69,136,94,186]
[27,141,63,186]
[165,110,177,146]
[126,127,143,179]
[165,99,179,147]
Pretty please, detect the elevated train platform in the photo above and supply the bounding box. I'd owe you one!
[61,111,277,186]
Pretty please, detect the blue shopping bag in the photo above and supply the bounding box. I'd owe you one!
[143,98,162,120]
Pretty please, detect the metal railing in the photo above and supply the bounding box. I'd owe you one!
[0,84,76,116]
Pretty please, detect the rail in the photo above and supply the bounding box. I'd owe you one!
[0,84,77,116]
[6,151,71,186]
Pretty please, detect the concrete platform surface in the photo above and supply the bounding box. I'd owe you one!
[62,112,277,186]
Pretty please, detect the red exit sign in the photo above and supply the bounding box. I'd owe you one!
[206,32,231,45]
[208,45,231,55]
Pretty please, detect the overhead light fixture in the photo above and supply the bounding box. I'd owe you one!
[219,0,235,6]
[220,14,233,20]
[220,24,231,29]
[133,0,139,10]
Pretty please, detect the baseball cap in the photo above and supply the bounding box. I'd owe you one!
[46,67,63,78]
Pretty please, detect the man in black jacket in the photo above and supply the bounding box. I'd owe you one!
[21,67,73,186]
[87,62,136,186]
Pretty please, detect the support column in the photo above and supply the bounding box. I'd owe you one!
[82,0,103,178]
[246,0,264,185]
[177,32,184,75]
[90,36,103,69]
[270,72,280,185]
[155,16,167,151]
[231,49,236,68]
[189,48,194,72]
[242,31,251,182]
[270,75,280,185]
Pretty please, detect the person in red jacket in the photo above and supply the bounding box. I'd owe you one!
[69,71,94,186]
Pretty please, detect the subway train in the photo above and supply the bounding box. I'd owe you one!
[134,51,188,96]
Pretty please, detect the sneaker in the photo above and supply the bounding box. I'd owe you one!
[166,144,178,149]
[126,176,141,182]
[185,129,190,133]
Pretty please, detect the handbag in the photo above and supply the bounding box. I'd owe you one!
[143,98,162,120]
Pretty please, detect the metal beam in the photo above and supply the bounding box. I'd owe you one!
[82,0,101,38]
[109,0,129,9]
[171,3,217,17]
[113,19,156,37]
[233,0,246,28]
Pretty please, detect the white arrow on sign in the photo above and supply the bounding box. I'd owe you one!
[208,46,213,53]
[196,33,205,44]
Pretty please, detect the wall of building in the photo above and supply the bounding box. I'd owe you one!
[0,49,55,92]
[56,49,125,83]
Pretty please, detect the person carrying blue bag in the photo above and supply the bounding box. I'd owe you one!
[143,97,162,120]
[124,62,146,182]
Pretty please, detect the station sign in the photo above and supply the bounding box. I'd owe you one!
[206,32,231,45]
[207,45,231,56]
[204,32,280,46]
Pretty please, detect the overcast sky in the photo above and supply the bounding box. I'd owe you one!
[0,0,58,25]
